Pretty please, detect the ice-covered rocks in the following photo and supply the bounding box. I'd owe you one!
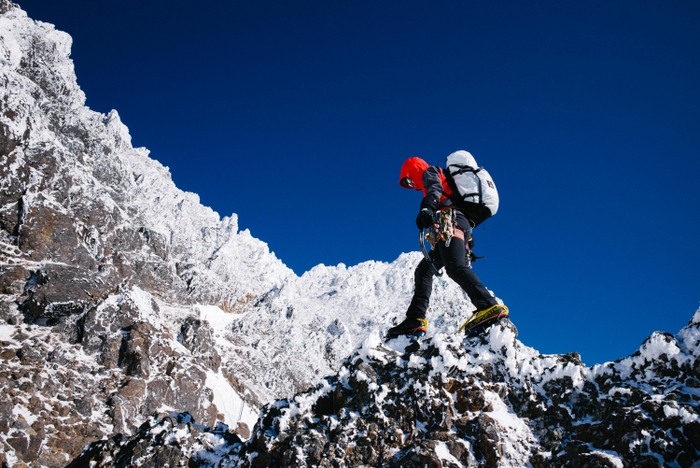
[69,316,700,467]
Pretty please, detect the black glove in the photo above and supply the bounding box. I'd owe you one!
[415,208,434,230]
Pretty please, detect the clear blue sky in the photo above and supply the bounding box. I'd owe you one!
[22,0,700,366]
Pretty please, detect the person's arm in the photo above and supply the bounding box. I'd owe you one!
[420,166,443,212]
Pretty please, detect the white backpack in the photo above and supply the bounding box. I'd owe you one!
[445,150,499,224]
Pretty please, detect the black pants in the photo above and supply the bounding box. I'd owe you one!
[406,227,497,319]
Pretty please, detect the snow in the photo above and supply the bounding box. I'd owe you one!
[608,387,632,397]
[435,441,462,466]
[677,307,700,355]
[408,354,428,369]
[12,405,38,425]
[662,403,698,423]
[355,330,387,363]
[196,305,241,332]
[589,449,625,468]
[0,15,22,69]
[640,333,681,360]
[482,388,538,463]
[0,324,17,342]
[613,331,688,381]
[383,334,414,353]
[205,371,257,437]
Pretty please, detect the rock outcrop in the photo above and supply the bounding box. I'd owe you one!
[0,285,255,467]
[0,2,283,464]
[0,0,291,315]
[69,314,700,467]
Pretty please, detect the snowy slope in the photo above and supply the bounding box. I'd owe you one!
[0,2,293,305]
[226,252,493,404]
[71,311,700,467]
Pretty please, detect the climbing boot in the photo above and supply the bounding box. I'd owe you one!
[387,317,429,339]
[458,304,509,335]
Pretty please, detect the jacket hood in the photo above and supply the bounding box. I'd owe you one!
[399,157,430,191]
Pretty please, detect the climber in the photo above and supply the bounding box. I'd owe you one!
[388,152,508,338]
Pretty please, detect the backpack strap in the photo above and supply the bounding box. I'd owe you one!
[449,165,481,176]
[446,164,484,203]
[443,165,493,227]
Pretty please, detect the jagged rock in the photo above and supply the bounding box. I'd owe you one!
[72,316,698,467]
[179,316,222,372]
[0,0,292,321]
[0,264,29,295]
[0,286,238,466]
[20,264,113,322]
[63,315,699,467]
[65,413,242,468]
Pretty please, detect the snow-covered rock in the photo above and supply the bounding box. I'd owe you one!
[0,1,292,313]
[69,314,700,467]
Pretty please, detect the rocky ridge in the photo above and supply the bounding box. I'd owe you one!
[69,313,700,467]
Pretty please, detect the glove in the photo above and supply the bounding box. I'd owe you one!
[415,208,434,230]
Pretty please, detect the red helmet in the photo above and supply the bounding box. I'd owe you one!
[399,157,429,191]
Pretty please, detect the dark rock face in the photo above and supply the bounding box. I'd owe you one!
[0,3,285,464]
[180,316,222,372]
[20,264,113,322]
[0,286,229,466]
[69,317,700,467]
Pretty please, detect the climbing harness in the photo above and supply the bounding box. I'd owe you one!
[433,208,456,247]
[420,208,481,273]
[419,208,456,277]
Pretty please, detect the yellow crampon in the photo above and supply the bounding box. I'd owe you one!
[416,318,429,330]
[458,304,509,333]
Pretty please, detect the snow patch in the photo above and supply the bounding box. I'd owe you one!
[196,304,240,333]
[662,404,698,424]
[204,371,257,437]
[0,324,17,342]
[435,440,462,466]
[589,448,624,468]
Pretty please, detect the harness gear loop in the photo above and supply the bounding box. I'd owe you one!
[425,208,456,252]
[434,208,456,247]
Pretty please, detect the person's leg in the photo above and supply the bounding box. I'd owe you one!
[405,251,442,319]
[388,250,443,337]
[439,229,497,311]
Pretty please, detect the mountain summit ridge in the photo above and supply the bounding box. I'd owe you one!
[0,3,698,467]
[70,314,700,467]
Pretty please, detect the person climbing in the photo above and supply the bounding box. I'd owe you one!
[388,151,508,338]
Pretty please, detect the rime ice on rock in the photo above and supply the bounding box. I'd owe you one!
[70,315,700,467]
